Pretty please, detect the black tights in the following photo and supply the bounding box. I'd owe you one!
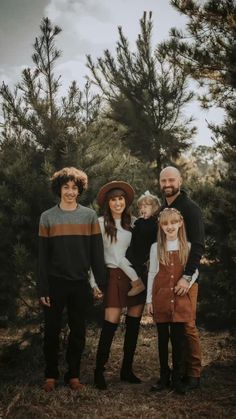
[156,322,185,376]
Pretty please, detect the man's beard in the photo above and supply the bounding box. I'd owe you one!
[161,186,180,197]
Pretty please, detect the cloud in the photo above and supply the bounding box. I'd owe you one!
[43,0,120,72]
[42,0,121,91]
[0,69,12,87]
[55,59,88,94]
[0,0,48,67]
[0,65,28,88]
[45,0,111,23]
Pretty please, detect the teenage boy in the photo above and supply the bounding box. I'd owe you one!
[38,167,106,391]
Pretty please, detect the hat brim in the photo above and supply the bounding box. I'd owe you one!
[97,181,134,208]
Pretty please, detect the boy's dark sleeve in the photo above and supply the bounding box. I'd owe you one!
[90,214,107,292]
[37,214,50,297]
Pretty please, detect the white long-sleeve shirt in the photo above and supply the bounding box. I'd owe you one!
[89,216,137,288]
[146,239,199,303]
[118,256,139,281]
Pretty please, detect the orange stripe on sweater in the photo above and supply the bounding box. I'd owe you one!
[39,223,101,237]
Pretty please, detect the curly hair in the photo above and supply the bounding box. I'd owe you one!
[50,167,88,197]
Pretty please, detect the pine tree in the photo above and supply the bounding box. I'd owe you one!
[161,0,236,108]
[163,0,236,328]
[0,18,150,322]
[1,18,80,169]
[87,11,196,176]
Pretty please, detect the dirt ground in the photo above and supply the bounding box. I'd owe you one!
[0,315,236,419]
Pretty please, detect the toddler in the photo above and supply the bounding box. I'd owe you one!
[119,191,160,297]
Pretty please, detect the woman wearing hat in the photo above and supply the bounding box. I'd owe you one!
[91,181,144,390]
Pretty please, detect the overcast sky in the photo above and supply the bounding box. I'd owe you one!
[0,0,224,147]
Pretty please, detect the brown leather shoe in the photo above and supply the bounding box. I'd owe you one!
[43,378,56,392]
[69,378,85,391]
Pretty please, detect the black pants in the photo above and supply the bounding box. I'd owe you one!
[43,278,90,379]
[156,322,185,376]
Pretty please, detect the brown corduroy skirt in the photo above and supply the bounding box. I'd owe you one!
[104,268,145,308]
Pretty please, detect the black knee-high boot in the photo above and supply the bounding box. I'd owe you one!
[94,320,118,389]
[120,315,142,383]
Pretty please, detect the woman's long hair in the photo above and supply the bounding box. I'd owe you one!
[102,188,131,242]
[157,208,189,266]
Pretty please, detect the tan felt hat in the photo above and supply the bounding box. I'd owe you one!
[97,181,134,208]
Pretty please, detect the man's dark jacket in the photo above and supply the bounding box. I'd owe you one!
[162,189,205,276]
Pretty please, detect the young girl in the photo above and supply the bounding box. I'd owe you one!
[146,208,198,395]
[119,191,160,297]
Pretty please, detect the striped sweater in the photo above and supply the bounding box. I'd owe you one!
[38,204,106,297]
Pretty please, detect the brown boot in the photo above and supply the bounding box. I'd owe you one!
[69,378,85,391]
[128,279,145,297]
[43,378,56,392]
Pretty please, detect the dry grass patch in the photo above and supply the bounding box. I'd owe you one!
[0,316,236,418]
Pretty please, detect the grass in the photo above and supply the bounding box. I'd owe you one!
[0,315,236,419]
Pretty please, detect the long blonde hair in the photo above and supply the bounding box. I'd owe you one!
[157,208,189,266]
